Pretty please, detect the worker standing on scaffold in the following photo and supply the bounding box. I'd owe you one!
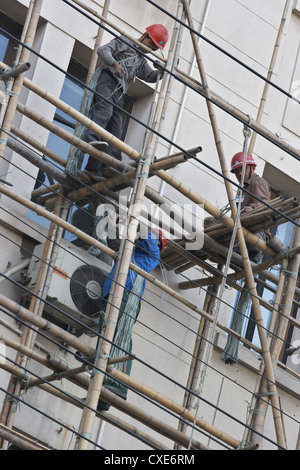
[83,24,168,180]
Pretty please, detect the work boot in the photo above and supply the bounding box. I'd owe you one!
[89,140,109,151]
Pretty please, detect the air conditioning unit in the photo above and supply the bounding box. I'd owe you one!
[26,241,112,336]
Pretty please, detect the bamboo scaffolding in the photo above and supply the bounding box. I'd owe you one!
[0,183,275,355]
[0,0,299,452]
[1,351,211,450]
[2,65,280,260]
[182,0,285,448]
[106,365,240,449]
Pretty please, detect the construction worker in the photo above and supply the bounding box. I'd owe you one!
[83,24,169,180]
[204,152,271,262]
[97,229,167,410]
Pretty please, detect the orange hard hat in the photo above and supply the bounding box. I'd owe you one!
[146,24,168,50]
[153,229,167,252]
[230,152,256,173]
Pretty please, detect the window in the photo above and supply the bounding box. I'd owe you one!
[231,221,297,364]
[0,12,23,67]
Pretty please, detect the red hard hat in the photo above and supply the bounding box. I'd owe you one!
[153,229,167,252]
[230,152,256,173]
[146,24,168,50]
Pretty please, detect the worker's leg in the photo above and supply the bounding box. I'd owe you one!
[84,72,124,175]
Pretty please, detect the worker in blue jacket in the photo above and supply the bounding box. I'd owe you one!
[98,229,166,411]
[102,230,165,299]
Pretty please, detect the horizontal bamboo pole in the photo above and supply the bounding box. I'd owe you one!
[107,366,240,449]
[0,294,95,357]
[0,424,46,451]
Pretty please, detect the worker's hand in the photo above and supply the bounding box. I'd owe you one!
[113,61,125,78]
[242,205,253,213]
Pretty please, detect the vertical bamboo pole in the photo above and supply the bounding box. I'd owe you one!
[175,283,219,449]
[181,0,286,448]
[0,0,43,164]
[243,258,288,447]
[0,0,44,447]
[248,0,292,154]
[74,16,177,449]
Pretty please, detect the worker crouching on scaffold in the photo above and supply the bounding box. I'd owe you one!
[83,24,168,181]
[204,152,271,263]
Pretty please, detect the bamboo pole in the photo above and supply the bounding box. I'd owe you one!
[242,258,288,447]
[175,68,300,161]
[0,0,43,164]
[176,283,219,447]
[0,424,47,450]
[0,294,95,357]
[107,365,240,449]
[0,2,44,445]
[182,0,285,448]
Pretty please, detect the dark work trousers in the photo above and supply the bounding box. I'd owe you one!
[85,70,124,173]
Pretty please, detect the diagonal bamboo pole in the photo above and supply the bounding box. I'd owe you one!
[181,0,285,448]
[0,0,45,447]
[247,221,300,448]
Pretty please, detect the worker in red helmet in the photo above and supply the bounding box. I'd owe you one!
[82,25,168,181]
[230,152,270,214]
[205,152,271,262]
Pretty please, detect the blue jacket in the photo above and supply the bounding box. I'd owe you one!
[102,232,160,299]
